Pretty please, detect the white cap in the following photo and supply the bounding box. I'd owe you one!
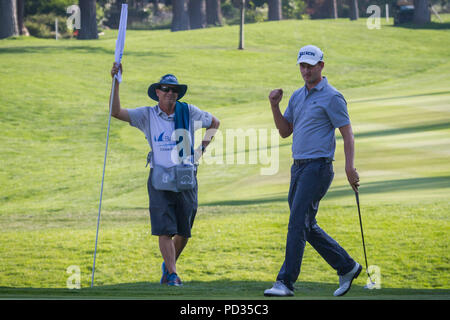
[296,45,324,65]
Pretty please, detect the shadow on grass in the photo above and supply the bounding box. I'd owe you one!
[390,22,450,30]
[203,195,287,207]
[0,45,172,58]
[339,121,450,140]
[349,91,450,104]
[326,176,450,200]
[1,281,449,300]
[203,176,450,207]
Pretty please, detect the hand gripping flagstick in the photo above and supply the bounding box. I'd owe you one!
[91,4,128,288]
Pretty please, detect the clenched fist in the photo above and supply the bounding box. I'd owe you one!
[269,89,283,107]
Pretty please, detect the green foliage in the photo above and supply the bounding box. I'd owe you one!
[24,3,106,39]
[221,0,240,24]
[222,0,308,24]
[245,1,268,23]
[96,3,106,30]
[103,4,150,29]
[25,0,75,16]
[222,0,269,24]
[25,14,71,39]
[282,0,307,19]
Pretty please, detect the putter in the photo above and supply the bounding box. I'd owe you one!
[354,190,376,288]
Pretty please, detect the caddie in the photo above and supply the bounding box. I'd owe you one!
[110,63,220,286]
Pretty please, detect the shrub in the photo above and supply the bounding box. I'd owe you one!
[25,14,72,39]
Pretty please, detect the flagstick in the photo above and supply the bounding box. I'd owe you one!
[91,77,116,288]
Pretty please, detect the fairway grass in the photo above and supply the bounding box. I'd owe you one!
[0,18,449,300]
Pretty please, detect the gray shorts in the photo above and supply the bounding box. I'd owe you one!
[147,169,198,238]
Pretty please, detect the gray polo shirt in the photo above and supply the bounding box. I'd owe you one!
[127,104,212,167]
[283,77,350,160]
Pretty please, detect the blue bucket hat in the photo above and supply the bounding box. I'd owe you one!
[147,74,188,101]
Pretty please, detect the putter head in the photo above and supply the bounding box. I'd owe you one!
[363,279,376,289]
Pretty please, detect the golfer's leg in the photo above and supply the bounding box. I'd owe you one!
[307,224,356,275]
[276,165,311,289]
[159,235,177,274]
[305,161,356,275]
[277,216,308,289]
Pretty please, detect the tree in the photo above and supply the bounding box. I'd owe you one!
[238,0,245,49]
[17,0,29,36]
[172,0,190,31]
[0,0,19,39]
[349,0,359,20]
[332,0,338,19]
[78,0,98,39]
[189,0,206,29]
[153,0,160,16]
[413,0,430,24]
[268,0,282,20]
[206,0,223,26]
[305,0,335,19]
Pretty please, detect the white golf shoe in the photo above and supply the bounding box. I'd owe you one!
[333,263,362,297]
[264,281,294,297]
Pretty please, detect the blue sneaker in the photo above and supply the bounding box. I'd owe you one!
[160,262,169,284]
[167,273,183,286]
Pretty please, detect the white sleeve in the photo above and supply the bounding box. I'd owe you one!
[127,107,149,133]
[188,104,212,128]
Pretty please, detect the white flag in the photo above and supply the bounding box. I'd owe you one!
[114,4,128,83]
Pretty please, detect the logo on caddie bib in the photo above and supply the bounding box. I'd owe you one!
[180,175,192,185]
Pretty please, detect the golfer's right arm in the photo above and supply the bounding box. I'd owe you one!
[110,63,130,123]
[269,89,292,138]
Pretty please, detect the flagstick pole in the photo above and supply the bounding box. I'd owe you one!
[91,76,116,288]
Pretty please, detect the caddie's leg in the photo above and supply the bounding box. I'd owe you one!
[159,235,177,274]
[173,235,189,260]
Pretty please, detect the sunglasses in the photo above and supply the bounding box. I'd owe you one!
[158,85,179,94]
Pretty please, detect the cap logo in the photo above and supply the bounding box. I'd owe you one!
[299,51,315,57]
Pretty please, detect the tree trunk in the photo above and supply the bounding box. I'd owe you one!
[153,0,160,16]
[0,0,19,39]
[16,0,29,36]
[78,0,98,39]
[332,0,338,19]
[189,0,206,29]
[172,0,190,32]
[268,0,282,21]
[413,0,430,24]
[238,0,245,50]
[349,0,359,20]
[206,0,222,26]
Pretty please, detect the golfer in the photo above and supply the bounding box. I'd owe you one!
[264,45,361,297]
[110,63,220,286]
